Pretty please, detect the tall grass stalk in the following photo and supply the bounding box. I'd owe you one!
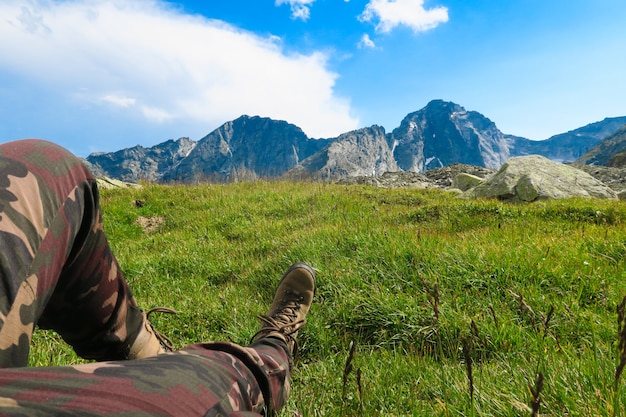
[461,335,475,416]
[614,296,626,416]
[529,372,544,417]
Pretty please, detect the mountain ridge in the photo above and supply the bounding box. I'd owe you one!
[575,124,626,167]
[509,116,626,162]
[85,100,626,183]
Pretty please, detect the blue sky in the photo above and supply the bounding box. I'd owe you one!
[1,0,625,156]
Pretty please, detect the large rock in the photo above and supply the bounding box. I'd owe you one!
[461,155,617,201]
[96,176,141,190]
[572,164,626,192]
[453,173,484,191]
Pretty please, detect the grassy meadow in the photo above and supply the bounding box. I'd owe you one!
[29,181,626,416]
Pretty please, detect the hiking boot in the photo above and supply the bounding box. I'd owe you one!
[127,307,176,359]
[251,262,316,356]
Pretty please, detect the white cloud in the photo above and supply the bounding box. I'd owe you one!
[275,0,317,21]
[100,94,137,108]
[358,34,376,49]
[0,0,358,138]
[360,0,449,33]
[98,94,171,122]
[141,105,174,123]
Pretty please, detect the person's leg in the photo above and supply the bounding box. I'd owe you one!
[0,263,315,416]
[0,340,289,417]
[0,139,165,367]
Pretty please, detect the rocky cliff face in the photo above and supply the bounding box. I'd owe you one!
[163,115,332,182]
[389,100,511,172]
[575,124,626,166]
[86,137,196,182]
[608,152,626,168]
[288,125,398,180]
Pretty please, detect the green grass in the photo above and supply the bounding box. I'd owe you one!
[29,181,626,415]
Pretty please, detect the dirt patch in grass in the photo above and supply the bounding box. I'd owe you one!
[135,216,165,233]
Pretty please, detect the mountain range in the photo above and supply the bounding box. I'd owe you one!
[84,100,626,183]
[575,124,626,167]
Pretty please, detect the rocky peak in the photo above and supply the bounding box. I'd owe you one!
[290,125,398,180]
[86,137,196,182]
[390,100,510,172]
[163,115,332,182]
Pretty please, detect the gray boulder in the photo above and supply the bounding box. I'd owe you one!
[96,176,141,190]
[453,173,484,191]
[461,155,617,201]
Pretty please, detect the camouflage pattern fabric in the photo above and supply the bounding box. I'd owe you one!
[0,140,293,416]
[0,139,144,366]
[0,338,291,416]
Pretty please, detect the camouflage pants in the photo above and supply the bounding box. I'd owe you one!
[0,140,291,416]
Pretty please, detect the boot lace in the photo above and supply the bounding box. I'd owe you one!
[255,290,307,348]
[146,307,177,352]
